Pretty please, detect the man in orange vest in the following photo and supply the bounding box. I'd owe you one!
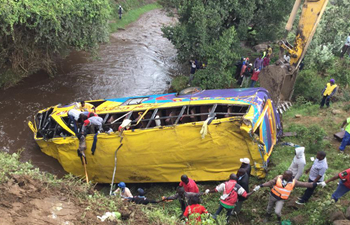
[320,79,338,108]
[253,170,321,223]
[325,168,350,202]
[205,173,252,224]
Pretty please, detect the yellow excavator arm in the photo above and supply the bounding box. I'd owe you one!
[283,0,329,67]
[260,0,329,104]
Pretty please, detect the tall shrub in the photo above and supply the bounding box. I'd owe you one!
[0,0,112,87]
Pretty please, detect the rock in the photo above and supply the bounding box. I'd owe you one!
[332,109,342,115]
[330,210,346,222]
[346,206,350,220]
[291,215,306,224]
[253,44,268,52]
[295,114,302,118]
[333,220,350,225]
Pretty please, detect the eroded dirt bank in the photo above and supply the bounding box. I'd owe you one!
[0,174,151,225]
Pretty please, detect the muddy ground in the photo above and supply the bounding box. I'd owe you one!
[0,175,152,225]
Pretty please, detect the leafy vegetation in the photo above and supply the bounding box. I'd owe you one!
[0,0,112,88]
[171,75,188,92]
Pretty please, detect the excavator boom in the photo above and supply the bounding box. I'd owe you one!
[260,0,329,104]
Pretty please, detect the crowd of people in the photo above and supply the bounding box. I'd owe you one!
[234,45,272,88]
[112,154,350,224]
[67,101,103,136]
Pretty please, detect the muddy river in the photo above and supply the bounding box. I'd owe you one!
[0,9,183,176]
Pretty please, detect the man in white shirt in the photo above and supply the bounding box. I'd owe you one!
[296,151,328,205]
[341,33,350,58]
[67,109,84,134]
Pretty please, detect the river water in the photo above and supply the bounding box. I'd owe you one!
[0,9,182,176]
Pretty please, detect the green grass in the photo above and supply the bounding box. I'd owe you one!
[109,3,161,32]
[283,103,320,119]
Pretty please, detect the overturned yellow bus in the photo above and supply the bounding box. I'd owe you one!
[28,88,282,183]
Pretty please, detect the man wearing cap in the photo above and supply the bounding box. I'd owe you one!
[339,117,350,152]
[82,115,104,134]
[288,147,306,180]
[320,79,338,108]
[113,182,133,199]
[239,158,251,176]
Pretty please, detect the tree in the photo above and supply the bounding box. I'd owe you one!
[192,27,238,89]
[300,0,350,71]
[0,0,112,88]
[161,0,294,90]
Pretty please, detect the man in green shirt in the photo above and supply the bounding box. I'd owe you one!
[339,117,350,152]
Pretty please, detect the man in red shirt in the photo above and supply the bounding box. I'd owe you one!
[250,68,260,87]
[263,55,270,68]
[179,175,199,193]
[183,196,208,223]
[325,168,350,202]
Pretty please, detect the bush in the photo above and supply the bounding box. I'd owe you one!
[293,69,327,103]
[171,75,189,92]
[0,0,112,88]
[286,124,327,154]
[325,57,350,87]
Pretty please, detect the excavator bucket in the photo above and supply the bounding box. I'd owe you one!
[259,61,298,106]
